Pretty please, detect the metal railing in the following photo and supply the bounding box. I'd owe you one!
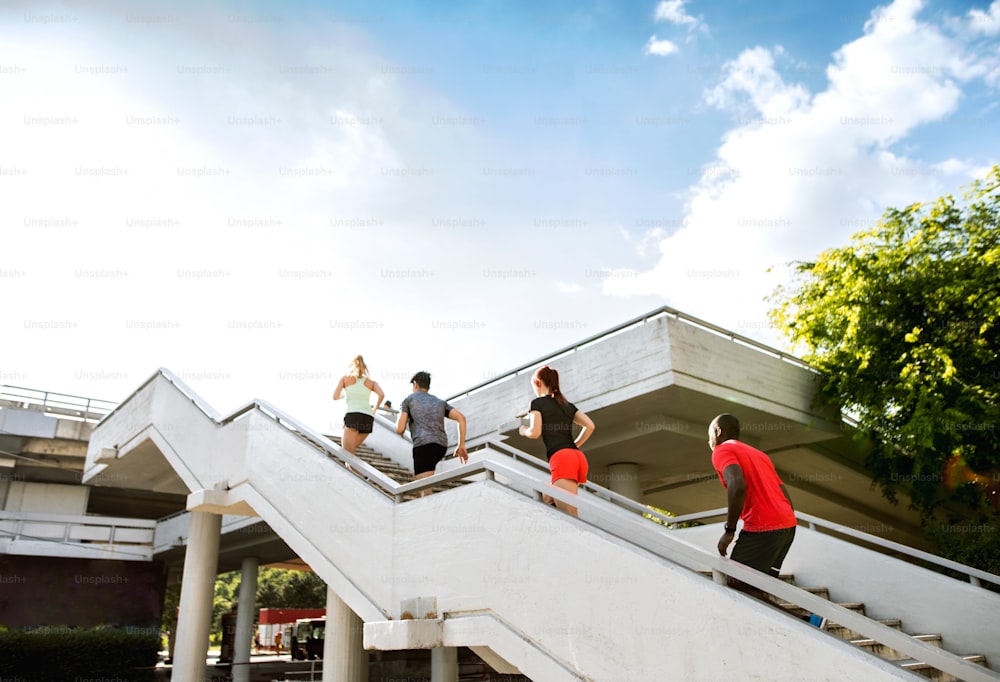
[105,369,1000,682]
[446,305,816,402]
[365,453,1000,681]
[0,510,155,560]
[135,367,1000,588]
[1,384,117,422]
[660,506,1000,590]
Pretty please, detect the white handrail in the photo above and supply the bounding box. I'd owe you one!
[1,384,117,421]
[464,461,999,682]
[796,511,999,588]
[104,369,1000,681]
[665,507,1000,590]
[0,510,155,528]
[144,368,1000,590]
[0,511,155,560]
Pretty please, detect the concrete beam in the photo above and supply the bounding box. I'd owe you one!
[187,488,257,517]
[364,619,444,650]
[23,437,88,458]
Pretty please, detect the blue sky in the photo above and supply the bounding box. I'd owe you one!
[2,0,998,430]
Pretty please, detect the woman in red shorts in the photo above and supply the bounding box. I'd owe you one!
[518,365,595,517]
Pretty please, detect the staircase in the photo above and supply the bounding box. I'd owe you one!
[324,435,469,499]
[701,570,992,681]
[793,585,990,681]
[85,369,1000,682]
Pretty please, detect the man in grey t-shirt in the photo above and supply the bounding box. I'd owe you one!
[396,371,468,497]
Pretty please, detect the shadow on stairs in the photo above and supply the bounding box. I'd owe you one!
[324,435,470,501]
[698,571,990,681]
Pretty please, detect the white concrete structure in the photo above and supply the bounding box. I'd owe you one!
[82,369,1000,681]
[325,587,368,682]
[170,510,221,681]
[232,556,258,682]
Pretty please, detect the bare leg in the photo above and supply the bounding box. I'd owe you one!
[341,428,370,477]
[551,478,579,517]
[342,427,360,455]
[415,470,435,497]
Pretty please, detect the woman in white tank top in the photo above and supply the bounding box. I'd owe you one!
[333,355,385,455]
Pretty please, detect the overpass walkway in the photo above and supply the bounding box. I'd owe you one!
[84,369,1000,681]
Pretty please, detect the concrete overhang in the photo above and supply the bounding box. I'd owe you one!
[449,309,926,547]
[85,436,189,495]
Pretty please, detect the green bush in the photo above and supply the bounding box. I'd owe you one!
[926,512,1000,592]
[0,626,160,681]
[644,505,698,529]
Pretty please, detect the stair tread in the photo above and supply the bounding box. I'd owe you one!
[852,634,942,645]
[327,436,470,487]
[899,653,988,668]
[779,601,863,609]
[833,618,902,628]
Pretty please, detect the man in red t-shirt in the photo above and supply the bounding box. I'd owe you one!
[709,413,797,581]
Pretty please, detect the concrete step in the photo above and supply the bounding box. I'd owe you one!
[900,654,989,681]
[827,614,991,680]
[851,633,942,661]
[826,618,902,642]
[777,601,864,620]
[325,434,472,498]
[768,586,830,602]
[696,571,796,584]
[685,571,992,681]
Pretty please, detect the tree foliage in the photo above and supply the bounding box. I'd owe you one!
[769,167,1000,539]
[210,568,327,637]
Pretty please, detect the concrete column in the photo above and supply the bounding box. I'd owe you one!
[323,586,367,682]
[607,462,642,501]
[172,511,222,681]
[432,646,459,682]
[232,556,259,682]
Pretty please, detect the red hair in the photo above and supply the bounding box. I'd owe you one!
[533,365,568,405]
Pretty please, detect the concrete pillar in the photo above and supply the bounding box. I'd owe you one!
[171,511,222,681]
[232,556,259,682]
[432,646,459,682]
[607,462,642,501]
[323,586,367,682]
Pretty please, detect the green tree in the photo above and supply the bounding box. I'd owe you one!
[769,167,1000,572]
[255,567,327,609]
[207,568,327,638]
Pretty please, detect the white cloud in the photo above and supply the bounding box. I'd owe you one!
[555,281,585,293]
[645,36,680,56]
[654,0,701,30]
[969,0,1000,36]
[0,2,663,424]
[705,46,810,118]
[608,0,997,347]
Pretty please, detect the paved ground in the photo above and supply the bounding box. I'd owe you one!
[154,650,325,681]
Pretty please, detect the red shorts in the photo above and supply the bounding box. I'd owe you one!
[549,448,588,484]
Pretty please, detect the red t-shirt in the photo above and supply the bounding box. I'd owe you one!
[712,439,796,532]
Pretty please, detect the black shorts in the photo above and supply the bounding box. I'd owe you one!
[344,412,374,434]
[731,526,796,577]
[412,443,447,475]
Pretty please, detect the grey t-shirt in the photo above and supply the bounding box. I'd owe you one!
[400,391,453,447]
